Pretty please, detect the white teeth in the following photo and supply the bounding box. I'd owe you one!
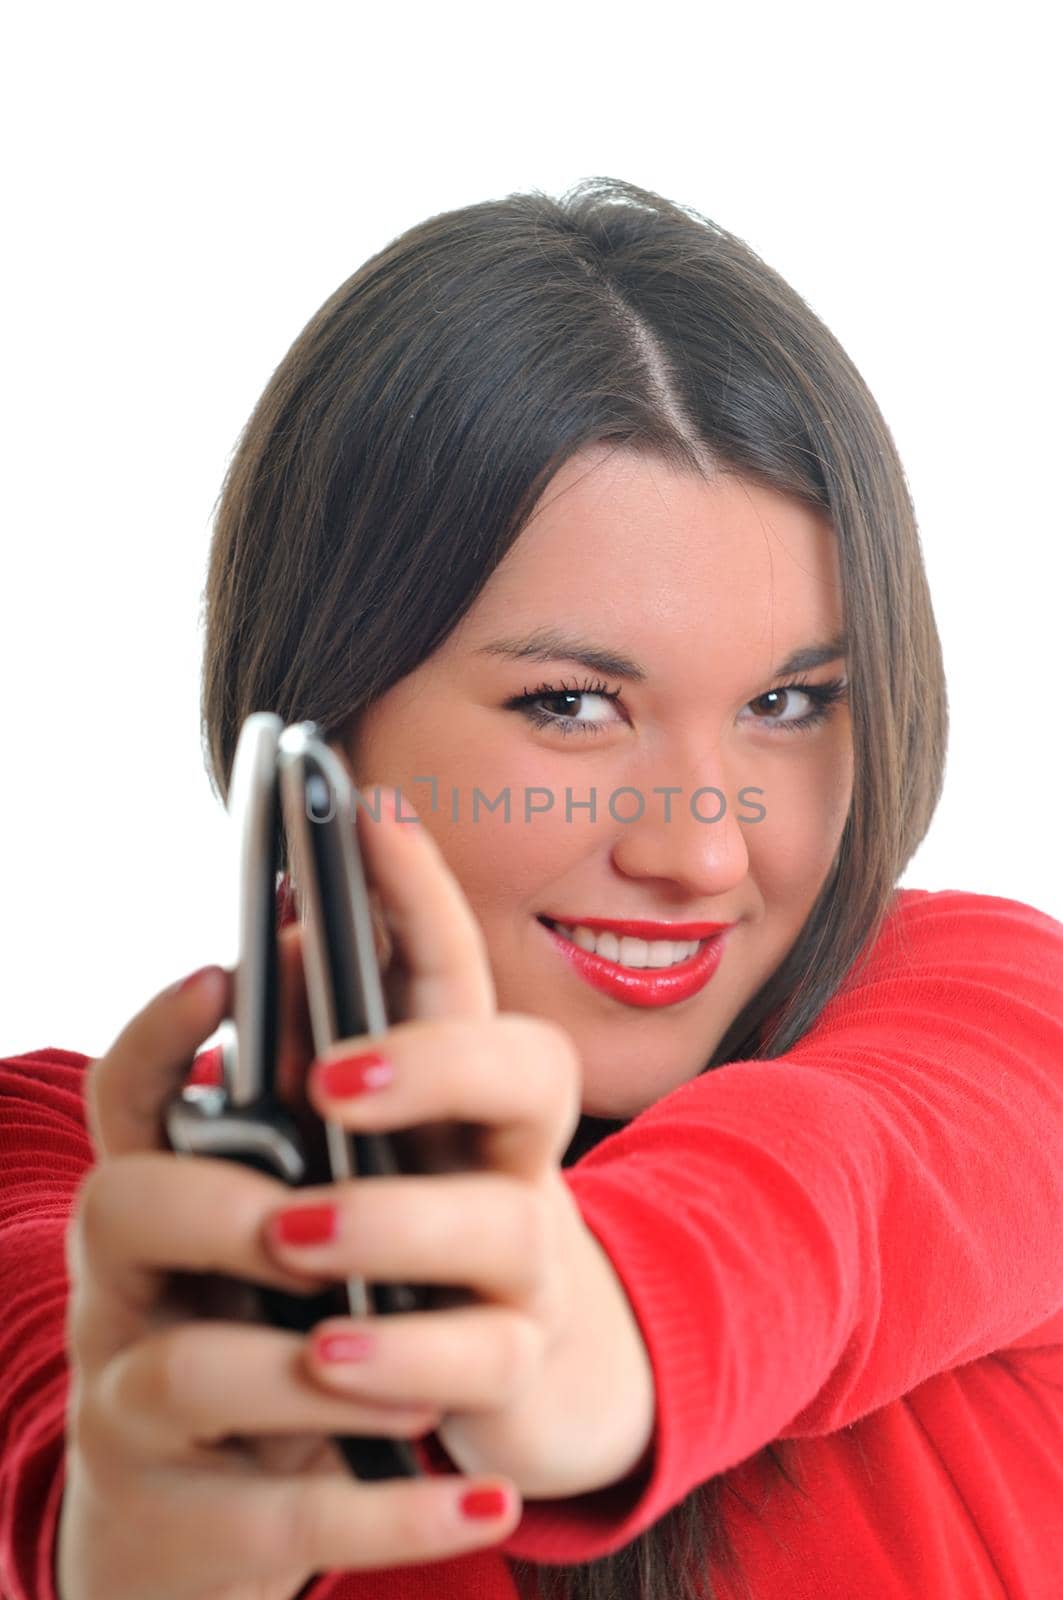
[549,922,701,968]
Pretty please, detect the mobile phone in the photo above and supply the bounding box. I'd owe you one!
[164,712,426,1480]
[276,719,441,1327]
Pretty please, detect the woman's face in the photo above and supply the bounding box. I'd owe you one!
[344,444,853,1119]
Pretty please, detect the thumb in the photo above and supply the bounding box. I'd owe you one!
[87,964,232,1161]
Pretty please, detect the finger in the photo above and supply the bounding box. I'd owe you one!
[104,1465,520,1587]
[67,1151,330,1379]
[343,768,496,1023]
[87,964,232,1162]
[308,1014,582,1179]
[273,920,317,1105]
[303,1304,543,1416]
[91,1321,445,1463]
[263,1171,558,1316]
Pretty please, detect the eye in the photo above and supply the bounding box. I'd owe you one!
[504,677,624,738]
[504,674,849,740]
[738,677,849,735]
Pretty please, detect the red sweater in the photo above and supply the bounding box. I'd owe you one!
[2,888,1061,1599]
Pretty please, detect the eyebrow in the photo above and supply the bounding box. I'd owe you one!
[475,627,849,683]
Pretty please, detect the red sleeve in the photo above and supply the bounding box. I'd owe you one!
[484,889,1063,1564]
[0,1048,95,1600]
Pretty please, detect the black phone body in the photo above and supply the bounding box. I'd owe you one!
[164,712,427,1480]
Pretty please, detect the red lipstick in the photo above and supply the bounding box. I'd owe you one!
[537,916,735,1008]
[539,914,735,940]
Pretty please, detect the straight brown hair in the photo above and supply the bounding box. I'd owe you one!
[200,177,948,1600]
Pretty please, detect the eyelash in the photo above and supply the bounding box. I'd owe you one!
[506,675,850,738]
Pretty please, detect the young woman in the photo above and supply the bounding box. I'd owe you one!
[2,178,1060,1600]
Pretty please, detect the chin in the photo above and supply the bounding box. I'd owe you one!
[579,1094,640,1122]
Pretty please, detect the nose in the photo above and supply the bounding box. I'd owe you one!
[607,748,752,900]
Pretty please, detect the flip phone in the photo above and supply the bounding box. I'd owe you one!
[164,712,435,1480]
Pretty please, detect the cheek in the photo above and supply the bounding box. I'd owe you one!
[748,739,852,896]
[416,735,599,909]
[418,806,580,924]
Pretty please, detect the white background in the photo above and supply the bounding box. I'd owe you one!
[2,1,1059,1060]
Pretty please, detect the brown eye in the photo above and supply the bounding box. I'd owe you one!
[507,678,625,737]
[749,687,803,720]
[741,678,849,735]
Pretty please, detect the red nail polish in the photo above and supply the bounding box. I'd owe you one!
[314,1331,376,1363]
[269,1204,338,1247]
[459,1486,510,1520]
[314,1051,394,1098]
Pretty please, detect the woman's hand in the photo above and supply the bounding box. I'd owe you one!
[259,784,651,1500]
[58,811,533,1600]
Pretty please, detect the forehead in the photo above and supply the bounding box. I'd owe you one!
[456,446,843,680]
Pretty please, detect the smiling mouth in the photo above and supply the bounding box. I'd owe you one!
[536,914,710,969]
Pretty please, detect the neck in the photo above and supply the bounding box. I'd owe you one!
[562,1112,627,1168]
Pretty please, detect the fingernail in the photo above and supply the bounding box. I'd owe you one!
[376,786,417,826]
[392,790,419,825]
[459,1486,512,1520]
[358,784,419,828]
[313,1330,376,1363]
[168,964,222,998]
[311,1051,394,1098]
[268,1204,339,1248]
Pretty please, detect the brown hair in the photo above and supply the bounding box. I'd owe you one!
[200,177,948,1600]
